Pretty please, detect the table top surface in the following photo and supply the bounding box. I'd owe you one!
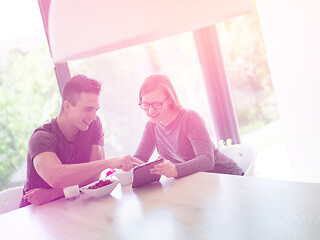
[1,172,320,240]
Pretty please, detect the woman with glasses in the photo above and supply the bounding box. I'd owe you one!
[132,74,243,178]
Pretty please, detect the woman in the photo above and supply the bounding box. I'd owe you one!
[132,74,243,178]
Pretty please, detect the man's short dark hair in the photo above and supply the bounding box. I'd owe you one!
[62,75,102,106]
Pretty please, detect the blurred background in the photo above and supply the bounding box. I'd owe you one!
[0,0,289,191]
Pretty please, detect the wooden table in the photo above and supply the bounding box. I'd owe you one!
[1,172,320,240]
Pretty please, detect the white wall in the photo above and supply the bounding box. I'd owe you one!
[255,1,320,182]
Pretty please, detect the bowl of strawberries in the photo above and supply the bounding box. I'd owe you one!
[81,178,120,198]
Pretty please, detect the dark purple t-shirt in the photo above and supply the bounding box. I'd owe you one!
[20,116,104,207]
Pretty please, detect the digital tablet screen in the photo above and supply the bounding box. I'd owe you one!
[132,158,163,188]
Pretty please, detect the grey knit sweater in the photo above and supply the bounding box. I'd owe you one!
[134,108,243,178]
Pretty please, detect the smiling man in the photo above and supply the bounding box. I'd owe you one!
[20,75,141,207]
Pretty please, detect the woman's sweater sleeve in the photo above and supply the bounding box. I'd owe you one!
[175,112,215,178]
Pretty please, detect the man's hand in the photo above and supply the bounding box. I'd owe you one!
[118,155,133,171]
[108,155,134,171]
[128,156,145,166]
[23,188,64,205]
[150,159,178,178]
[109,155,145,171]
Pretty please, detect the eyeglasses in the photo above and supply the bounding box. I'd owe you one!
[139,98,168,110]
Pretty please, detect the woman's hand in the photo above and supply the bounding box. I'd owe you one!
[23,188,64,205]
[150,159,178,178]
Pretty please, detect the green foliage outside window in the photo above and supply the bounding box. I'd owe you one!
[217,11,279,135]
[0,45,60,190]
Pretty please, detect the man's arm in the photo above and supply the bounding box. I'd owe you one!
[89,145,105,162]
[33,152,132,188]
[86,145,106,184]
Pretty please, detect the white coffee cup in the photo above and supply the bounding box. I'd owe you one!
[63,185,80,200]
[114,169,133,186]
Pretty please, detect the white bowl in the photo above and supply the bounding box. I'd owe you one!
[81,178,119,198]
[113,169,133,186]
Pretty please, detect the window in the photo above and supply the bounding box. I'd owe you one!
[217,10,288,179]
[68,32,213,157]
[0,0,59,190]
[217,10,279,136]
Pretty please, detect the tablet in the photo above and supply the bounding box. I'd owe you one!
[132,158,163,188]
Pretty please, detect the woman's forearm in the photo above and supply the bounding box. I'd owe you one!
[175,154,214,178]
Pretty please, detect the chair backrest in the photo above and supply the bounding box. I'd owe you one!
[0,186,23,215]
[219,144,257,176]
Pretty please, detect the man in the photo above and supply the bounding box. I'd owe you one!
[20,75,142,207]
